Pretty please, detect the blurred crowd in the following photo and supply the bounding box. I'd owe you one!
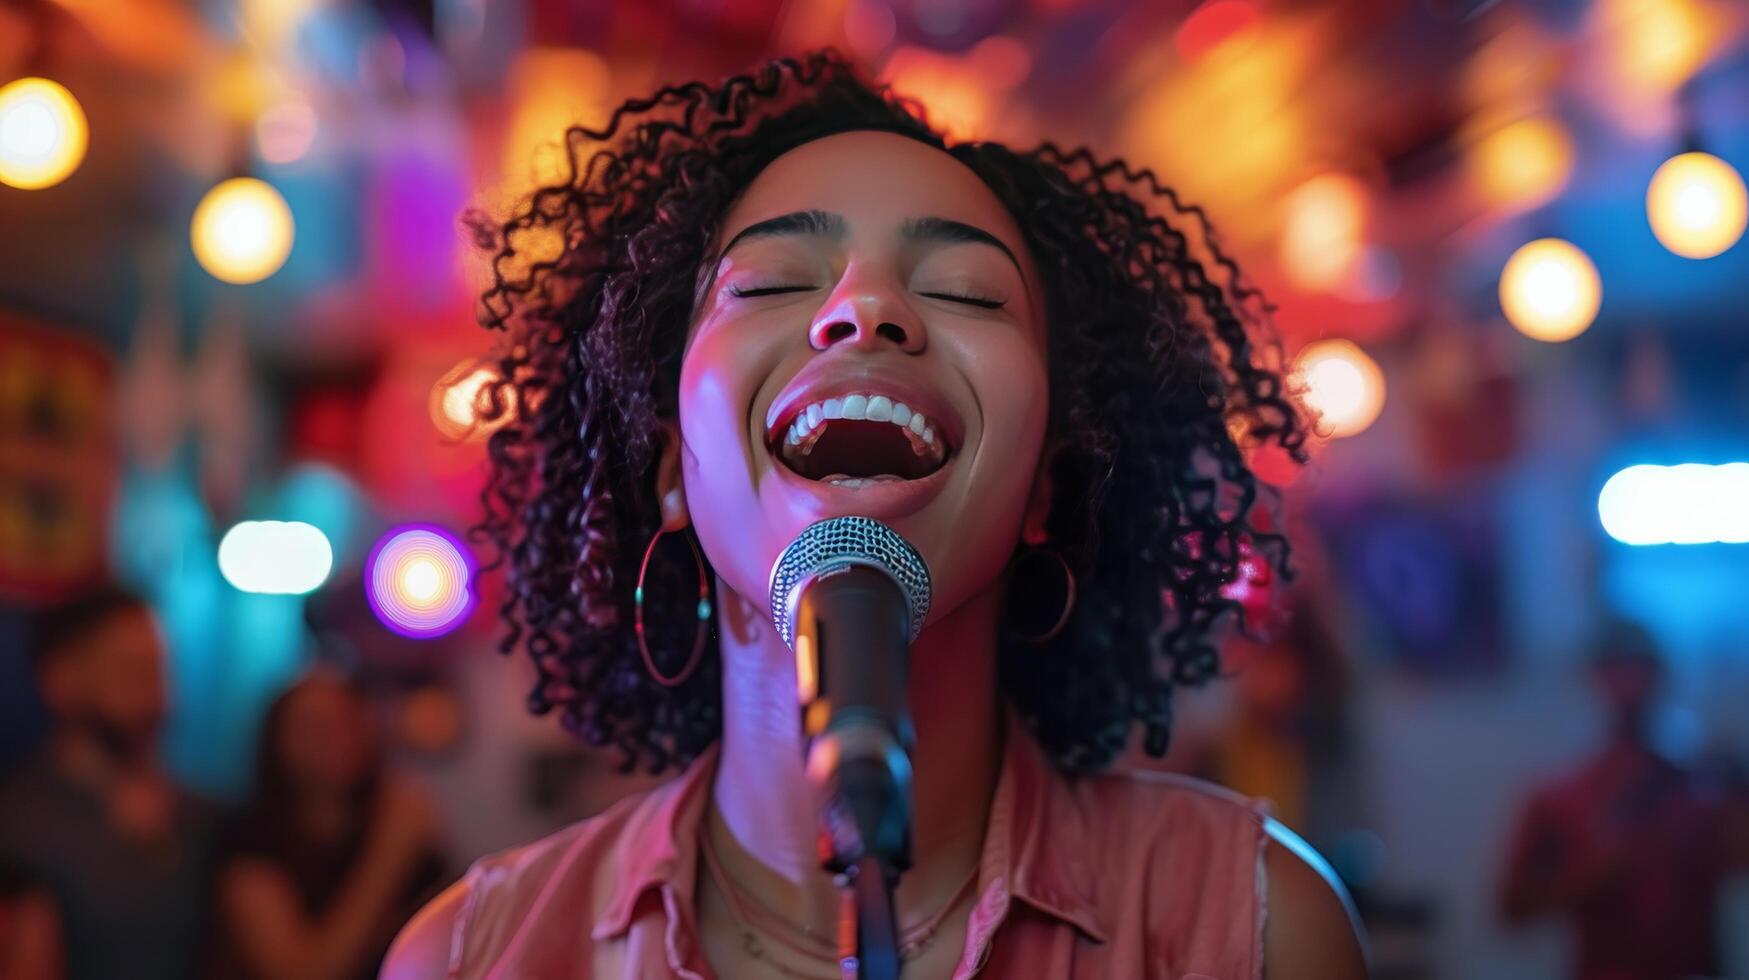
[4,582,1749,980]
[0,589,448,980]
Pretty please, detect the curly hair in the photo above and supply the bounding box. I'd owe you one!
[472,50,1306,776]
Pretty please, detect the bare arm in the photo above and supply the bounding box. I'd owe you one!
[221,779,440,980]
[380,880,469,980]
[1263,819,1369,980]
[222,851,421,980]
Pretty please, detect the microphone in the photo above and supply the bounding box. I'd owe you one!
[769,516,931,980]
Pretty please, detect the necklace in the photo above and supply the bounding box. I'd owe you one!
[699,830,980,978]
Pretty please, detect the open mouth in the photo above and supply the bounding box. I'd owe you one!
[771,394,952,487]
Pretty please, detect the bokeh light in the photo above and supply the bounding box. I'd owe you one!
[1645,152,1747,259]
[1279,173,1368,291]
[0,77,89,190]
[218,520,334,594]
[1176,1,1261,61]
[367,525,476,638]
[256,93,319,165]
[844,0,898,58]
[1591,0,1717,95]
[429,359,510,442]
[1467,115,1575,212]
[1599,463,1749,545]
[191,177,296,284]
[501,48,611,197]
[1294,338,1386,438]
[1499,238,1602,342]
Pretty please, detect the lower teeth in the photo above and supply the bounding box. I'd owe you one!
[824,474,904,488]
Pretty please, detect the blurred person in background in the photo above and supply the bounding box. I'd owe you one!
[1499,620,1735,980]
[0,866,63,980]
[215,670,448,980]
[0,586,219,980]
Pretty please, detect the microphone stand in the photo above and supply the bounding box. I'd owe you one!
[770,518,932,980]
[816,743,909,980]
[794,568,915,980]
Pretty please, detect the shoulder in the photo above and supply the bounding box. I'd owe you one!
[1077,766,1274,850]
[384,878,469,980]
[384,774,694,979]
[1261,819,1369,980]
[1072,769,1366,977]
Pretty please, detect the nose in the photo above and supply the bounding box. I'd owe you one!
[807,270,926,354]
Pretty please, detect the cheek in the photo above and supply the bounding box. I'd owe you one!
[676,320,782,605]
[919,330,1050,613]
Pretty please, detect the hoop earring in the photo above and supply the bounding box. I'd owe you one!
[635,524,713,687]
[1004,546,1077,644]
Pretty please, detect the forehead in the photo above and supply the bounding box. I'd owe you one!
[720,130,1026,251]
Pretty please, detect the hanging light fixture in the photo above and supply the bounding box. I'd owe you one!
[1646,151,1746,259]
[1499,238,1601,342]
[191,176,295,284]
[0,76,87,190]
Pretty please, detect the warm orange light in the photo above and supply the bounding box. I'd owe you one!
[501,48,611,198]
[1591,0,1716,94]
[0,77,88,190]
[1293,339,1385,438]
[795,634,817,704]
[881,48,994,142]
[1279,174,1368,291]
[191,178,295,284]
[1499,238,1602,342]
[1646,152,1747,259]
[429,359,512,442]
[1468,115,1575,212]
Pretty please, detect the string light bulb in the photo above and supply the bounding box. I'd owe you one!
[191,177,295,284]
[1646,151,1747,259]
[0,77,88,190]
[1293,338,1385,438]
[1499,238,1601,342]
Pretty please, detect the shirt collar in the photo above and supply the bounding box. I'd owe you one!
[591,742,719,941]
[591,709,1110,945]
[970,711,1110,946]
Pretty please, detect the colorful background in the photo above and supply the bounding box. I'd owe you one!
[3,0,1748,976]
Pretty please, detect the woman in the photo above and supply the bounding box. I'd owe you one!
[390,51,1366,978]
[218,672,447,980]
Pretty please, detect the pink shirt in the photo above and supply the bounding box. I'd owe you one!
[447,724,1271,979]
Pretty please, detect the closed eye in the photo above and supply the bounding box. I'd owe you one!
[728,284,817,298]
[919,291,1006,310]
[729,285,1004,310]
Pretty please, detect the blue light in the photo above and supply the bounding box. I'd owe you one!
[1598,463,1749,545]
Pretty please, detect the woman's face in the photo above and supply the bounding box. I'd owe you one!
[678,130,1050,630]
[277,679,374,793]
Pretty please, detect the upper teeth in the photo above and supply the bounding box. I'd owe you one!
[782,393,943,459]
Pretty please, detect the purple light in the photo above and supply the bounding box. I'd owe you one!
[366,524,475,638]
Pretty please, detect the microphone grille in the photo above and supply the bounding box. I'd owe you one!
[767,516,932,651]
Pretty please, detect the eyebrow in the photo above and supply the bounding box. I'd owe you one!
[714,209,1026,282]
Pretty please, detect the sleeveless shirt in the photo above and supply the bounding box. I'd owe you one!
[447,723,1271,979]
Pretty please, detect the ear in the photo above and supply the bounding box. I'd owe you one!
[654,419,690,531]
[1020,439,1058,547]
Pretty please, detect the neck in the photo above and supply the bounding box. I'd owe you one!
[708,577,1002,941]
